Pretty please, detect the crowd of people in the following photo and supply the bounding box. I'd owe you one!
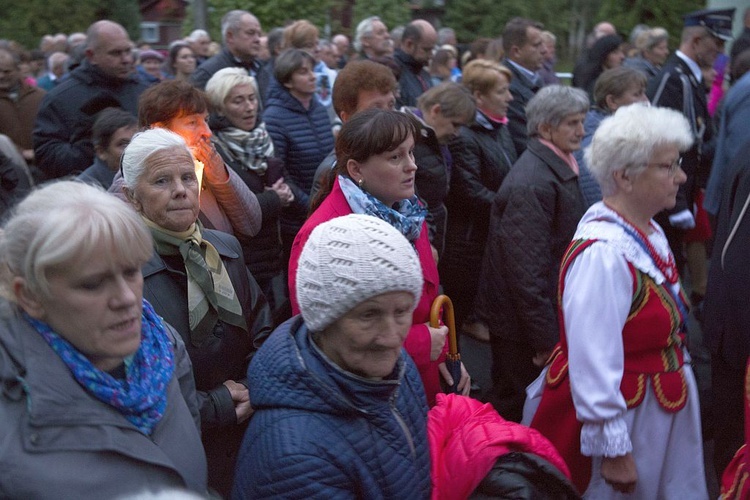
[1,5,750,499]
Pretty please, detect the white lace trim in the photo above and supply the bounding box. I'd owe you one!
[580,416,633,457]
[575,203,671,285]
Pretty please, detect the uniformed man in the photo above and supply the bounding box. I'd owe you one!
[647,8,734,269]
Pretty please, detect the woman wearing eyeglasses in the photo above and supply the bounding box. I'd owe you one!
[525,105,706,498]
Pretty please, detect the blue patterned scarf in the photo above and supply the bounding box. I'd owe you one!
[25,299,174,435]
[339,175,426,242]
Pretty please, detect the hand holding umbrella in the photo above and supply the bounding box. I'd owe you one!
[431,295,470,395]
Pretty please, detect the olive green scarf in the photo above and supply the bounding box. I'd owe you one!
[143,217,248,346]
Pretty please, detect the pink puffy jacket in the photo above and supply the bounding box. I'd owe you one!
[428,394,571,499]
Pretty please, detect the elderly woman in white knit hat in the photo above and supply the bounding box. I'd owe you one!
[232,213,431,499]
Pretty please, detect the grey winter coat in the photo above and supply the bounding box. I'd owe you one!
[0,301,207,499]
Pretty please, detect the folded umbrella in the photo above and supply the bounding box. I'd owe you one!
[430,294,461,394]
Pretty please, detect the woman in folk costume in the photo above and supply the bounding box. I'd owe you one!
[525,104,706,498]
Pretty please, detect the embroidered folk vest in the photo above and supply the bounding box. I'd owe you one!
[545,239,689,413]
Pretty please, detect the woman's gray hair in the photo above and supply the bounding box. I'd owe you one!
[122,128,191,190]
[187,29,209,43]
[526,85,590,137]
[0,181,152,299]
[636,27,669,53]
[205,67,258,114]
[585,105,693,197]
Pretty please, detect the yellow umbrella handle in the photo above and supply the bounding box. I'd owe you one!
[430,294,458,357]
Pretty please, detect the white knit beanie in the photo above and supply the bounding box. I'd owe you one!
[296,214,424,332]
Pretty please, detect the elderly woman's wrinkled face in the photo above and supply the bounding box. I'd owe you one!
[19,248,144,372]
[319,291,414,379]
[631,143,686,213]
[543,113,586,154]
[130,146,200,232]
[349,134,417,207]
[224,83,258,131]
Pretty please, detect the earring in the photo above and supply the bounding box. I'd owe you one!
[358,178,365,189]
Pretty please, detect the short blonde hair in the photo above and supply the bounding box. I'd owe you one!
[0,181,152,298]
[205,67,258,114]
[461,59,512,96]
[283,20,319,50]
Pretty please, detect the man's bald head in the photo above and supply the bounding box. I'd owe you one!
[594,22,616,39]
[402,19,437,65]
[85,21,134,80]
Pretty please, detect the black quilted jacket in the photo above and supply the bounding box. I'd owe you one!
[442,111,517,271]
[475,139,586,352]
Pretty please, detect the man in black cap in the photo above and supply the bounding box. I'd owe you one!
[647,8,734,269]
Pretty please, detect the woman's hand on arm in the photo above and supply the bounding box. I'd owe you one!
[266,176,295,207]
[600,454,638,493]
[223,379,254,423]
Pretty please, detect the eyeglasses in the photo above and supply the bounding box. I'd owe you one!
[647,157,683,176]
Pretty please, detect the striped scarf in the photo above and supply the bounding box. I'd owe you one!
[144,218,248,347]
[214,122,274,175]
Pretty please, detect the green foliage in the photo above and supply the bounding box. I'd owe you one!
[443,0,507,41]
[351,0,410,32]
[443,0,704,62]
[184,0,408,40]
[596,0,704,49]
[105,0,142,40]
[185,0,335,41]
[444,0,572,47]
[0,0,141,49]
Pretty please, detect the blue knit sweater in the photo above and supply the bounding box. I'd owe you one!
[232,316,431,499]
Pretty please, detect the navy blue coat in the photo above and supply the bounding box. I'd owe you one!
[704,137,750,370]
[232,316,431,499]
[573,107,606,207]
[262,80,334,238]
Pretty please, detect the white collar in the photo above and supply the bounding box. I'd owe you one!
[506,59,538,81]
[574,203,672,285]
[675,50,702,83]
